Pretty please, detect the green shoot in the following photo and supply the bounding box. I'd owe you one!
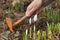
[37,30,41,40]
[33,25,36,40]
[42,31,46,40]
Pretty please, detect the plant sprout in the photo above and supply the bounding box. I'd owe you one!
[33,14,38,40]
[37,30,41,40]
[47,22,53,40]
[33,25,36,40]
[26,29,28,35]
[25,29,28,40]
[29,18,32,38]
[22,32,25,40]
[29,18,32,25]
[34,14,38,22]
[54,23,60,34]
[6,5,13,16]
[42,31,46,40]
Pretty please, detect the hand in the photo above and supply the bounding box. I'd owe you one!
[25,0,42,17]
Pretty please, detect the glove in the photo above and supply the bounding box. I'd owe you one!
[25,0,42,17]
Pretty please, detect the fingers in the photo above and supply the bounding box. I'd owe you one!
[25,0,42,17]
[25,1,35,17]
[26,7,34,16]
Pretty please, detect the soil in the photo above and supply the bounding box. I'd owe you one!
[0,0,60,40]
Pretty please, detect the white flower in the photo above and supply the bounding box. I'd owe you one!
[29,18,32,24]
[34,14,38,22]
[26,29,28,35]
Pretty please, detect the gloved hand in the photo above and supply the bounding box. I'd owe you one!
[25,0,42,17]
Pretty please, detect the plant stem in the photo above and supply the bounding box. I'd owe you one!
[30,27,32,38]
[33,24,36,40]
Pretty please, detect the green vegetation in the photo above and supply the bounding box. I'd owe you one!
[0,0,60,40]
